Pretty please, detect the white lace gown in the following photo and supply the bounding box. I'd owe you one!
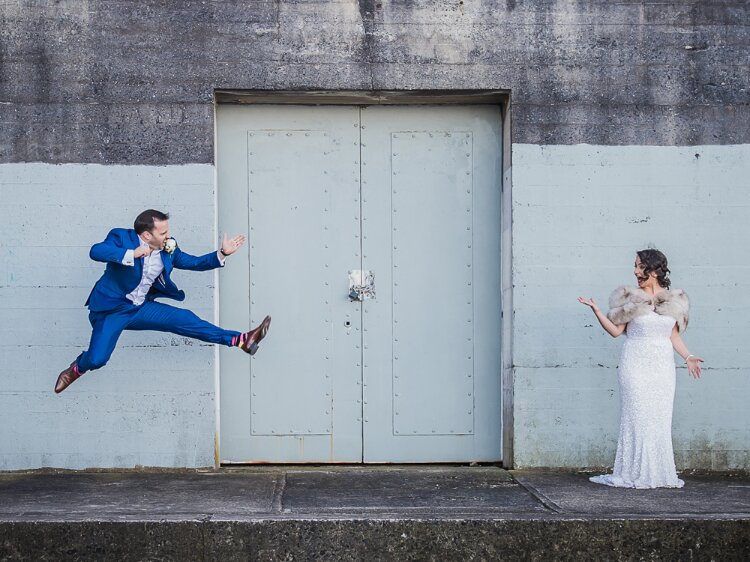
[590,311,685,489]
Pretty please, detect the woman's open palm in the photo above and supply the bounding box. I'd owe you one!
[578,296,597,309]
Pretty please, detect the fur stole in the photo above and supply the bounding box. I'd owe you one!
[607,286,689,332]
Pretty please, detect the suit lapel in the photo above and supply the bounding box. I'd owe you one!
[161,250,173,275]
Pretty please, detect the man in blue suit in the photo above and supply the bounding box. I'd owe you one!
[54,209,271,393]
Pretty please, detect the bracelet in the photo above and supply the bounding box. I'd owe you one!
[219,248,229,257]
[685,354,695,363]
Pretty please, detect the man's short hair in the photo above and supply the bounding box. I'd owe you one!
[134,209,169,234]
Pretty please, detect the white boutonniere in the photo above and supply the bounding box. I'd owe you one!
[163,237,178,254]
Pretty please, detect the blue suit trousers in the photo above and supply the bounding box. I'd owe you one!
[76,301,240,373]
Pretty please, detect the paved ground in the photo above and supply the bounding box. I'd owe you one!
[0,467,748,561]
[0,466,747,521]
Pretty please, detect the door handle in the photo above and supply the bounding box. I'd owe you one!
[348,270,375,301]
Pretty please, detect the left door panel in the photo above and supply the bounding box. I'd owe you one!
[217,105,363,462]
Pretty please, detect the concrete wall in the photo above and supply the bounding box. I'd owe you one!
[0,0,748,469]
[2,0,746,163]
[0,164,218,469]
[511,144,750,469]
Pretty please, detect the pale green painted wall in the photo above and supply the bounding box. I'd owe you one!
[511,144,750,470]
[1,144,748,470]
[0,163,218,470]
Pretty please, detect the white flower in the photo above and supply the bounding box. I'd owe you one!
[164,237,178,254]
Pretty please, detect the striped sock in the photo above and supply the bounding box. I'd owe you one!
[232,333,248,347]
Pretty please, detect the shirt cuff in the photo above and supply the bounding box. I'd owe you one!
[217,250,226,266]
[122,249,135,266]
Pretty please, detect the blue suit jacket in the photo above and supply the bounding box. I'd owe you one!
[85,228,223,312]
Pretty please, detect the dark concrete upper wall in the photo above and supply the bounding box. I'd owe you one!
[1,0,748,164]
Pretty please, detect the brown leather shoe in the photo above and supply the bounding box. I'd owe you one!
[55,362,82,394]
[239,315,271,355]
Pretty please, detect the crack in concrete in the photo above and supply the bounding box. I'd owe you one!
[200,518,206,561]
[271,471,287,513]
[196,513,213,561]
[512,477,564,514]
[357,0,376,90]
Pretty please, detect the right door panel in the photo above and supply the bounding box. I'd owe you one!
[361,105,503,462]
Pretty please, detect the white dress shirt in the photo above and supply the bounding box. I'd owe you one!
[121,238,226,306]
[122,236,164,306]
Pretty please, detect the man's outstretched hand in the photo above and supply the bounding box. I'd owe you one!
[221,233,247,257]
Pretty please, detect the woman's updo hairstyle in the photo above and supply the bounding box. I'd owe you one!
[637,249,671,289]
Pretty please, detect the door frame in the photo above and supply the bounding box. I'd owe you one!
[212,90,515,468]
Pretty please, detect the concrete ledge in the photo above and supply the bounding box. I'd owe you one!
[2,519,749,561]
[1,468,748,560]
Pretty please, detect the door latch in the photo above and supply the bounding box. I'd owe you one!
[348,270,375,301]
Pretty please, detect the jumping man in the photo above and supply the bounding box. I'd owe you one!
[54,209,271,393]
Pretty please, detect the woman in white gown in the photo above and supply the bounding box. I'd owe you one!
[578,249,703,488]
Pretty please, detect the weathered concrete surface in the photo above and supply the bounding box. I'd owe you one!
[280,467,544,515]
[2,466,747,521]
[514,472,750,516]
[0,467,747,561]
[1,0,748,164]
[3,520,748,561]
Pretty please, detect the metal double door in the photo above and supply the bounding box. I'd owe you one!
[218,104,502,463]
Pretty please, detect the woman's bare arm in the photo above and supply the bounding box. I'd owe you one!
[670,325,703,379]
[578,297,626,338]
